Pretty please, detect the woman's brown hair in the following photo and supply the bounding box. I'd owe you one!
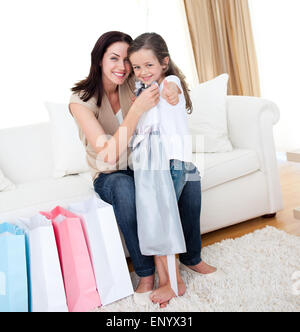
[127,32,193,113]
[71,31,133,107]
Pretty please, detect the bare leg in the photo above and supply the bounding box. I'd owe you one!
[150,255,186,308]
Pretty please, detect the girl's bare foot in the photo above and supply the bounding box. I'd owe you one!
[150,284,176,307]
[150,255,186,308]
[135,274,155,293]
[151,277,186,308]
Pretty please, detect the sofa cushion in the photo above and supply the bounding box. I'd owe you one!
[0,123,53,184]
[188,74,233,153]
[0,174,94,221]
[193,149,260,191]
[0,168,15,192]
[45,102,89,178]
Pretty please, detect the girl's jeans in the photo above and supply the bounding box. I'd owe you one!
[93,164,202,277]
[170,159,198,201]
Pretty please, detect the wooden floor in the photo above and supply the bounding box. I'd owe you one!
[127,158,300,271]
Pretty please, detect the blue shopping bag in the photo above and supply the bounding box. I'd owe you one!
[0,223,28,312]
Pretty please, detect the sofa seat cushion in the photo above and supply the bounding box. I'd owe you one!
[0,174,94,221]
[0,149,260,219]
[193,149,260,191]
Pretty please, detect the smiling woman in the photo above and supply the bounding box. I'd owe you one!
[101,43,132,100]
[71,32,133,111]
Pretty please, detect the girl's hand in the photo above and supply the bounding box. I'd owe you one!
[133,84,160,115]
[161,80,181,106]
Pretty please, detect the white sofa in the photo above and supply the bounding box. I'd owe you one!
[0,95,283,255]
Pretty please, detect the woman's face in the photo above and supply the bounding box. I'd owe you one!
[101,42,131,87]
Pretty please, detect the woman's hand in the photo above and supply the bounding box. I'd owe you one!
[161,80,181,106]
[132,84,160,116]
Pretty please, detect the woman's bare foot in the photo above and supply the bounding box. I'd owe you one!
[135,274,155,293]
[186,261,217,274]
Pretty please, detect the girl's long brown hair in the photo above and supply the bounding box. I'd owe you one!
[71,31,133,107]
[127,32,193,113]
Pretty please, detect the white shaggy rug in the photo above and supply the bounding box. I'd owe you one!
[95,226,300,312]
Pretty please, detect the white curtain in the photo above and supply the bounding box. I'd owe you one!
[0,0,197,129]
[249,0,300,151]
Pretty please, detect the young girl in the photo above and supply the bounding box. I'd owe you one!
[128,33,199,308]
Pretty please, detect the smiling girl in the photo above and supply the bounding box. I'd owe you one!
[128,33,200,308]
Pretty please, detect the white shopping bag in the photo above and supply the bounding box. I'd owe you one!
[17,215,68,312]
[68,195,134,306]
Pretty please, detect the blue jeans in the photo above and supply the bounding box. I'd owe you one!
[93,165,202,277]
[170,159,197,201]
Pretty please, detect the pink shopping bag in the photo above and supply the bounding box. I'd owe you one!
[40,206,101,312]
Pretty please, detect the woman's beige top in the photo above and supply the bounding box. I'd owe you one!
[69,79,135,181]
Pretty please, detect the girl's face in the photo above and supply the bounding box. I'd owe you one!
[101,42,131,87]
[129,49,169,85]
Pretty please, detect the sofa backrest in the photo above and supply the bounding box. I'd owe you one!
[0,122,54,184]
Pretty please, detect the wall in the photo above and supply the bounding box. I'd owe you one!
[0,0,197,129]
[249,0,300,151]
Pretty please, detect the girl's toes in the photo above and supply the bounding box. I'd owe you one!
[160,301,169,308]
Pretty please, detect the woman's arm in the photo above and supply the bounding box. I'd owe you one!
[70,84,160,165]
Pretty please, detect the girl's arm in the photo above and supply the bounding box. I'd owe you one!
[70,84,160,165]
[161,80,182,106]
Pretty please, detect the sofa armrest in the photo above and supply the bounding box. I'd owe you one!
[226,95,282,212]
[227,96,280,150]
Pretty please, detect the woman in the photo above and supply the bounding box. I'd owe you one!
[69,31,216,304]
